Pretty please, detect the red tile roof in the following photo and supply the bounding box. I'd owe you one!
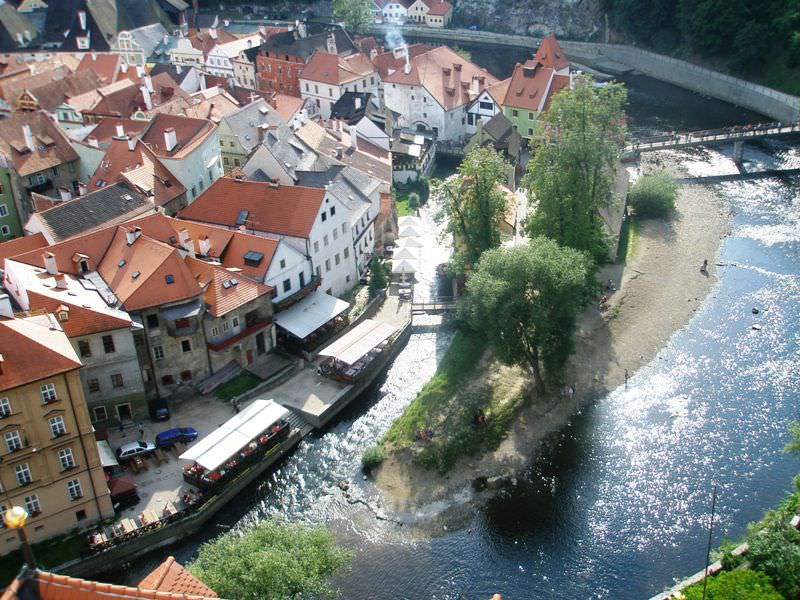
[383,45,498,110]
[0,232,47,264]
[140,113,216,159]
[15,70,101,113]
[86,73,187,119]
[502,60,555,111]
[273,93,305,123]
[77,52,122,85]
[138,556,218,597]
[81,118,149,148]
[543,73,570,112]
[372,44,431,79]
[422,0,452,16]
[27,290,131,337]
[216,228,278,280]
[178,177,324,239]
[0,317,81,392]
[0,111,79,176]
[10,226,117,275]
[301,51,375,86]
[533,34,570,72]
[187,256,271,317]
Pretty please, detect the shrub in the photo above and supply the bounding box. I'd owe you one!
[368,256,387,299]
[629,171,677,218]
[745,507,800,598]
[361,445,384,471]
[408,192,420,211]
[683,569,782,600]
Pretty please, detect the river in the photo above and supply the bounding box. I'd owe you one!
[129,71,799,598]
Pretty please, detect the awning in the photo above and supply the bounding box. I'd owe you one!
[274,290,349,339]
[159,299,203,321]
[179,399,289,471]
[319,319,398,366]
[97,440,118,468]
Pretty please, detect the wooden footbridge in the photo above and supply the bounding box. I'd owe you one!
[624,121,800,162]
[410,296,457,315]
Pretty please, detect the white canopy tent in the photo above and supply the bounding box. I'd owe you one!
[392,258,418,275]
[394,236,424,249]
[318,319,398,366]
[393,246,419,260]
[398,223,423,238]
[179,399,289,471]
[398,215,422,229]
[273,290,349,339]
[96,440,118,468]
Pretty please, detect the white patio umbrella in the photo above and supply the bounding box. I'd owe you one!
[398,215,422,229]
[395,236,424,248]
[393,246,419,260]
[391,258,418,275]
[398,223,423,238]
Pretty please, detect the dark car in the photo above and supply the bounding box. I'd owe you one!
[149,400,170,421]
[155,427,199,449]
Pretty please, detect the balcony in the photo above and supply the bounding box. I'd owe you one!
[25,177,53,194]
[273,275,320,312]
[207,319,272,352]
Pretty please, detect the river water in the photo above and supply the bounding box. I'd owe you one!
[129,71,800,598]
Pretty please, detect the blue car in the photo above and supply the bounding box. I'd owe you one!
[155,427,198,449]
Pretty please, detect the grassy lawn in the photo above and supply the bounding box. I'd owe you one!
[394,195,413,217]
[215,372,262,401]
[378,330,526,473]
[616,214,640,263]
[0,531,85,583]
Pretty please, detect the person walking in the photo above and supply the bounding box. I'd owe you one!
[624,369,629,388]
[137,422,144,439]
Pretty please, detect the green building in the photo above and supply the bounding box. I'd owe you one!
[0,158,24,239]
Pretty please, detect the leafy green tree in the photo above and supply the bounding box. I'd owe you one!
[436,146,511,272]
[523,76,627,263]
[746,507,800,598]
[629,171,677,218]
[189,520,352,600]
[368,255,387,298]
[461,238,593,392]
[683,569,782,600]
[332,0,373,33]
[784,420,800,454]
[408,192,420,211]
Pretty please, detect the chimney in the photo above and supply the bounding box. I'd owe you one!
[58,187,72,202]
[136,65,145,78]
[336,146,343,159]
[209,28,217,40]
[298,22,307,38]
[22,124,33,150]
[140,85,152,110]
[78,181,88,195]
[127,137,136,151]
[120,62,129,74]
[268,177,279,189]
[257,123,267,143]
[198,236,211,256]
[471,75,479,96]
[144,75,154,93]
[403,49,411,75]
[54,274,68,290]
[115,124,125,138]
[86,136,98,148]
[126,226,142,245]
[354,96,362,110]
[176,64,182,74]
[349,127,357,149]
[23,30,31,42]
[223,19,230,27]
[78,10,87,31]
[200,74,207,91]
[164,127,177,152]
[369,48,378,61]
[0,294,13,319]
[43,252,58,275]
[91,52,97,61]
[16,32,23,46]
[326,33,337,55]
[178,228,191,246]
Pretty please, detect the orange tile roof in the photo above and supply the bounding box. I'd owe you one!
[187,256,271,317]
[216,228,278,280]
[422,0,452,16]
[0,564,218,600]
[27,290,131,337]
[15,70,101,113]
[138,556,218,597]
[0,232,47,264]
[273,93,305,123]
[140,113,216,159]
[502,60,555,112]
[301,51,375,86]
[77,52,122,85]
[383,45,498,111]
[0,316,81,392]
[163,218,235,258]
[178,177,324,239]
[0,64,72,105]
[11,227,118,275]
[81,118,149,149]
[543,74,570,112]
[485,77,511,105]
[88,138,185,207]
[189,28,238,55]
[97,226,201,311]
[533,34,570,72]
[372,44,431,79]
[0,111,79,176]
[86,73,187,119]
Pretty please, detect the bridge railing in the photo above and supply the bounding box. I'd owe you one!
[626,121,800,152]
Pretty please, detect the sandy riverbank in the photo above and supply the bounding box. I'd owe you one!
[373,151,731,525]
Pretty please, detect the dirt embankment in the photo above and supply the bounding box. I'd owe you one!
[374,152,731,524]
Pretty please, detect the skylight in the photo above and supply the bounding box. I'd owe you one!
[243,251,263,266]
[165,274,175,284]
[132,271,141,279]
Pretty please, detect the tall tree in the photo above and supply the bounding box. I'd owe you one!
[332,0,373,33]
[436,146,510,273]
[461,238,593,392]
[523,76,627,263]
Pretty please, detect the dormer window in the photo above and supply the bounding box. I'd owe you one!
[165,275,175,284]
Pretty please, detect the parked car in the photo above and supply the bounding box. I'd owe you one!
[149,399,170,421]
[115,441,155,462]
[155,427,199,449]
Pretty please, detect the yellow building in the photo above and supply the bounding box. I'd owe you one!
[0,309,114,555]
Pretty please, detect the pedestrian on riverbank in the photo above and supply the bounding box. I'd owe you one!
[624,369,629,387]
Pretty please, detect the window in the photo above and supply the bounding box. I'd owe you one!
[279,259,286,269]
[314,84,319,94]
[5,430,21,452]
[0,225,9,236]
[346,275,351,283]
[528,128,534,136]
[333,228,338,241]
[234,158,240,167]
[67,478,82,500]
[314,241,319,253]
[325,259,331,272]
[181,339,192,353]
[344,247,349,259]
[153,345,165,360]
[480,101,493,110]
[16,463,32,485]
[223,157,230,166]
[299,272,305,288]
[232,317,239,328]
[75,509,87,521]
[78,340,91,357]
[228,141,234,147]
[330,206,336,217]
[92,406,107,421]
[40,383,56,404]
[223,321,230,332]
[316,266,321,278]
[512,109,518,117]
[0,397,10,418]
[0,204,7,217]
[87,378,100,393]
[180,370,192,382]
[111,373,124,388]
[324,234,329,247]
[174,317,190,329]
[528,111,535,120]
[147,314,159,328]
[58,447,76,470]
[24,495,39,515]
[161,374,175,386]
[305,82,309,92]
[211,326,219,337]
[321,211,327,222]
[102,335,115,353]
[342,223,346,233]
[49,415,66,437]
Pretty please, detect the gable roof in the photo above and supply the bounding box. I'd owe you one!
[178,177,324,239]
[137,556,218,598]
[244,125,328,182]
[140,112,215,159]
[300,51,375,86]
[371,44,430,80]
[73,117,149,149]
[221,98,285,153]
[186,256,271,317]
[0,111,78,176]
[484,77,511,105]
[26,289,132,337]
[383,45,498,111]
[0,232,47,264]
[17,69,101,112]
[215,228,278,281]
[77,52,122,85]
[147,86,240,123]
[262,26,356,61]
[421,0,453,15]
[502,59,555,111]
[0,316,81,391]
[32,181,153,242]
[533,34,570,72]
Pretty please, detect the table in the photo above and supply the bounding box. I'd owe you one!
[162,501,178,517]
[153,449,168,465]
[89,532,108,545]
[120,518,137,533]
[139,509,159,525]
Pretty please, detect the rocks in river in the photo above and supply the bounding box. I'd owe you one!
[752,307,760,314]
[473,476,488,491]
[338,480,350,491]
[473,475,514,491]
